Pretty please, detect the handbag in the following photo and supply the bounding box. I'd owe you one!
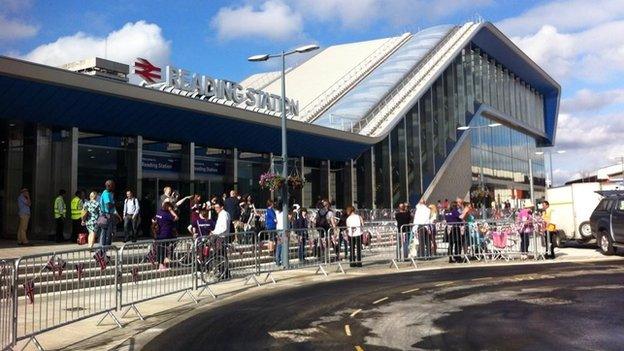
[96,214,109,229]
[77,233,88,245]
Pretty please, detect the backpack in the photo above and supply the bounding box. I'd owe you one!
[316,209,329,229]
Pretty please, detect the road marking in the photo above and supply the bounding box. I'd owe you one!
[345,324,352,336]
[372,297,389,305]
[401,288,420,294]
[355,346,364,351]
[435,281,454,287]
[350,309,362,318]
[269,328,319,342]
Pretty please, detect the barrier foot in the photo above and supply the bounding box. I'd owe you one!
[97,311,123,329]
[197,285,217,299]
[264,272,276,285]
[177,289,199,304]
[315,264,328,277]
[121,304,145,321]
[410,257,418,269]
[20,336,44,351]
[244,274,261,287]
[336,262,346,275]
[390,259,400,271]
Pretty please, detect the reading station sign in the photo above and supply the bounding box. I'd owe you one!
[134,58,299,116]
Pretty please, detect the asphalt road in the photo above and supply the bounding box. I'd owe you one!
[144,261,624,351]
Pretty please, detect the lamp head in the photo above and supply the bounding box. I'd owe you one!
[295,44,319,53]
[457,126,470,131]
[488,123,502,128]
[248,54,270,62]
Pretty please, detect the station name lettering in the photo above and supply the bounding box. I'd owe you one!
[163,66,299,116]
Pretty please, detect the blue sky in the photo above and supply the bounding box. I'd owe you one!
[2,0,624,185]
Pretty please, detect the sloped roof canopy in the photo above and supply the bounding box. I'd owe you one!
[0,56,372,161]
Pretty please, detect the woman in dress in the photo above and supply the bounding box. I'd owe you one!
[82,191,101,248]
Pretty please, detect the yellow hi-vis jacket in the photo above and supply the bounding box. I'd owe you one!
[54,196,66,219]
[70,196,83,220]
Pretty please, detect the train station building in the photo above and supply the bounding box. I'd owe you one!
[0,21,560,239]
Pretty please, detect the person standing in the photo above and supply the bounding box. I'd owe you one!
[346,206,363,267]
[292,206,309,262]
[224,190,241,233]
[153,201,179,271]
[395,203,413,260]
[542,200,556,259]
[54,189,67,243]
[412,200,431,258]
[70,190,85,242]
[444,201,463,263]
[274,203,284,266]
[17,187,31,246]
[123,190,140,242]
[517,201,535,260]
[83,191,101,248]
[212,200,231,277]
[99,180,120,248]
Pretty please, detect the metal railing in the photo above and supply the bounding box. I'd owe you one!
[13,246,121,350]
[1,219,551,350]
[1,260,15,351]
[117,238,198,320]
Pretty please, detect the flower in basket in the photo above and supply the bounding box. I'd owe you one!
[259,172,285,191]
[287,174,306,189]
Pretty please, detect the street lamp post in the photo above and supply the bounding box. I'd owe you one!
[535,149,566,188]
[457,122,501,216]
[248,44,319,269]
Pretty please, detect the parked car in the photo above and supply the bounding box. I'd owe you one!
[590,190,624,255]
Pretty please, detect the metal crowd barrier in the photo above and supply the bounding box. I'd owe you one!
[13,246,121,350]
[399,220,548,263]
[193,231,259,294]
[1,221,551,350]
[328,223,400,272]
[255,228,329,282]
[118,237,197,320]
[1,259,15,351]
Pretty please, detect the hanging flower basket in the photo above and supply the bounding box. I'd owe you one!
[259,172,285,191]
[287,174,306,190]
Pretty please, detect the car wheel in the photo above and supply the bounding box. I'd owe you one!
[598,230,615,255]
[579,221,593,239]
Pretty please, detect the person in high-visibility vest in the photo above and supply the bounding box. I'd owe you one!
[54,189,67,243]
[70,190,85,242]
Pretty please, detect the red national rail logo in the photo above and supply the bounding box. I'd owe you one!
[134,58,161,83]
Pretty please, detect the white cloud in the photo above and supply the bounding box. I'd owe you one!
[20,21,171,69]
[510,21,624,83]
[211,1,303,41]
[497,0,624,36]
[0,14,38,40]
[560,88,624,114]
[550,110,624,184]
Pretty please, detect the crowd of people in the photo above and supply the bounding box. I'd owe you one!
[15,180,555,269]
[16,179,368,270]
[396,197,557,262]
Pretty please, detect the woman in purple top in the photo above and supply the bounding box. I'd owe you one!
[444,201,463,263]
[153,201,178,270]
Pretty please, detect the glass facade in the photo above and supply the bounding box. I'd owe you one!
[371,44,547,208]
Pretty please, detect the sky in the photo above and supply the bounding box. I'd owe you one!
[1,0,623,186]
